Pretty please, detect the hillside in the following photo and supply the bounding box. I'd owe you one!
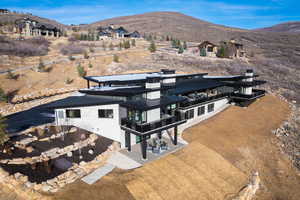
[84,11,247,43]
[255,21,300,33]
[0,12,67,30]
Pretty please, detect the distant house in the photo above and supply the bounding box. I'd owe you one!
[14,18,62,37]
[198,41,218,57]
[220,39,246,58]
[0,9,9,14]
[125,31,141,38]
[97,25,140,40]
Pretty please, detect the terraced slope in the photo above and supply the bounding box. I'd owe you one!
[53,95,299,200]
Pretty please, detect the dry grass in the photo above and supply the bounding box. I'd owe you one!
[51,95,299,200]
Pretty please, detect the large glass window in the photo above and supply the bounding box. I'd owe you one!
[185,109,194,120]
[208,103,215,113]
[198,106,205,116]
[98,109,114,118]
[66,109,81,118]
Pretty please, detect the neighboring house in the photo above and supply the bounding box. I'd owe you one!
[0,9,9,14]
[97,25,140,39]
[220,39,246,58]
[124,31,141,38]
[48,69,266,160]
[14,18,62,37]
[198,41,218,57]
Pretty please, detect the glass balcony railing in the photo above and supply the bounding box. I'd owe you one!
[121,111,185,133]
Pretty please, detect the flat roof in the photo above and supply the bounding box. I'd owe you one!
[170,78,225,95]
[45,95,122,109]
[120,96,187,111]
[84,72,208,84]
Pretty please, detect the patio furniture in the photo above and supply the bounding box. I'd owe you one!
[152,146,160,154]
[160,141,168,151]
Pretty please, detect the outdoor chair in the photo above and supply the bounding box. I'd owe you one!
[160,141,168,151]
[152,146,160,154]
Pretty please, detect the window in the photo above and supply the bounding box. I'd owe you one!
[98,109,114,118]
[198,106,205,116]
[66,109,81,118]
[185,109,194,120]
[208,103,215,113]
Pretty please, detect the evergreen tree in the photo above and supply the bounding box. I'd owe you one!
[217,46,226,58]
[148,41,156,53]
[183,41,187,50]
[77,64,86,77]
[0,114,8,145]
[200,48,207,56]
[178,45,184,54]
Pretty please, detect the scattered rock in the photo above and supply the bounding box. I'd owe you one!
[79,161,86,166]
[42,184,52,192]
[67,152,73,157]
[88,149,94,155]
[14,172,23,180]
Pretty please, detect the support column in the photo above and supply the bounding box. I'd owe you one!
[174,126,178,145]
[87,80,90,88]
[141,135,147,160]
[125,132,131,152]
[157,132,162,139]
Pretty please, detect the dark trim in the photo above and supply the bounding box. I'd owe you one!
[125,132,131,152]
[120,119,186,136]
[141,136,147,159]
[174,126,178,145]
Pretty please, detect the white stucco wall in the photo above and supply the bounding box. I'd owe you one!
[178,98,230,133]
[147,108,161,123]
[147,91,160,99]
[55,104,123,144]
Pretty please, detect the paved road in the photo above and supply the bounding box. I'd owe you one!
[5,102,55,136]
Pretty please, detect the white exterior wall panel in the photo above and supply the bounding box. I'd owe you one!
[55,104,123,145]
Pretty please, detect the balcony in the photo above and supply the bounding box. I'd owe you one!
[230,89,266,100]
[121,112,186,135]
[179,93,230,108]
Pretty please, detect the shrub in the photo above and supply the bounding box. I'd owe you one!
[148,41,156,53]
[88,63,93,68]
[89,47,95,53]
[37,58,46,72]
[0,88,7,102]
[109,43,114,50]
[83,51,89,59]
[6,69,16,80]
[68,55,75,61]
[131,39,136,47]
[118,42,123,50]
[65,77,73,84]
[0,36,49,57]
[0,114,8,145]
[124,41,131,49]
[102,42,106,51]
[113,54,119,63]
[77,64,86,77]
[60,43,85,55]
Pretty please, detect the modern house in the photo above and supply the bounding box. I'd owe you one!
[220,39,246,58]
[14,18,62,37]
[97,25,140,39]
[48,69,266,160]
[198,41,218,57]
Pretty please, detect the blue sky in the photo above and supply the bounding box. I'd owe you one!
[1,0,299,29]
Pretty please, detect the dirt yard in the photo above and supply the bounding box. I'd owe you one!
[48,95,299,200]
